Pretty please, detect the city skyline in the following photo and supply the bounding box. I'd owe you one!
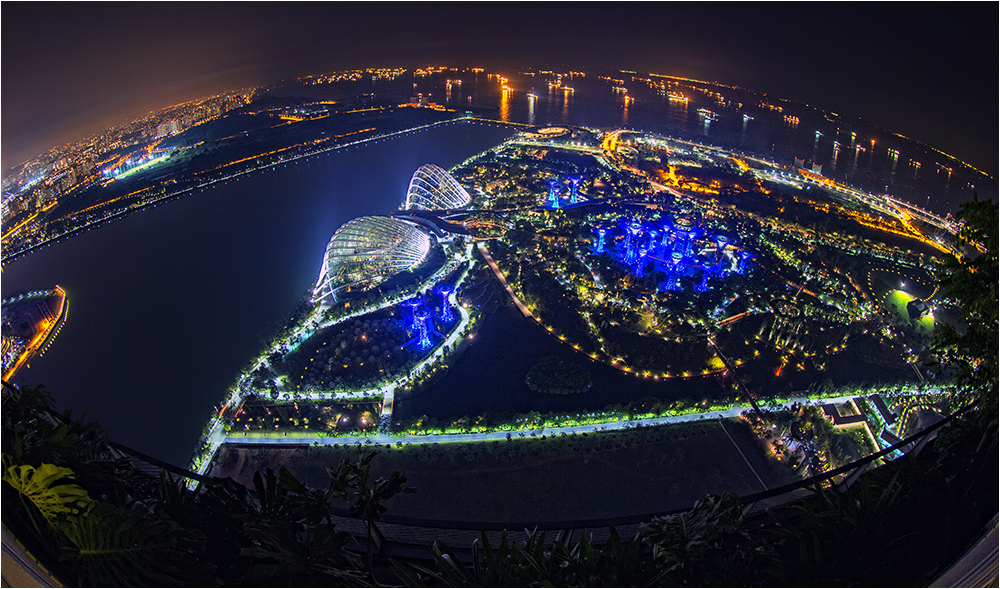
[2,3,997,174]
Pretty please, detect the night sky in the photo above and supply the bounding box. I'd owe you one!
[2,3,996,175]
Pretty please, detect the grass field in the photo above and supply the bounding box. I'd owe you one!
[885,290,935,336]
[211,418,800,524]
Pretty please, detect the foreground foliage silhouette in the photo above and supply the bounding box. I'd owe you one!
[392,493,762,587]
[1,384,408,586]
[932,193,999,417]
[5,381,994,587]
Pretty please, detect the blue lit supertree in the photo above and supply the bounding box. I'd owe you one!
[711,236,730,277]
[594,227,608,253]
[547,179,562,209]
[695,268,711,293]
[413,307,432,350]
[634,246,649,277]
[664,251,684,291]
[648,229,660,254]
[661,227,673,248]
[402,297,422,329]
[737,250,753,275]
[674,228,697,256]
[436,283,455,322]
[714,254,729,278]
[567,176,583,204]
[624,221,642,265]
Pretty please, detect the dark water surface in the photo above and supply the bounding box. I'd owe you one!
[1,121,516,464]
[395,305,727,425]
[405,71,994,213]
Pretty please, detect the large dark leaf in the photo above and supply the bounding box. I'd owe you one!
[3,463,90,524]
[61,503,213,587]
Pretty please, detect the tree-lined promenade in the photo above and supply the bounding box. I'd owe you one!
[214,388,940,449]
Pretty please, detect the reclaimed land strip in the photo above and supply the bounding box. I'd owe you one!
[211,417,799,523]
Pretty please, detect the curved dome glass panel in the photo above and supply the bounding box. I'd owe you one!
[404,164,471,211]
[314,216,430,303]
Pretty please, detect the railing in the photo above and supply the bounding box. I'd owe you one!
[1,380,210,485]
[366,408,959,532]
[2,379,974,562]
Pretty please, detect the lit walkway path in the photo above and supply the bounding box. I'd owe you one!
[220,391,926,448]
[477,242,532,318]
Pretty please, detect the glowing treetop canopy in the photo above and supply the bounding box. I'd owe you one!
[404,164,471,211]
[314,216,430,303]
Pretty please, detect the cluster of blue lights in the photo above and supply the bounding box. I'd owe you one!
[400,282,458,350]
[591,215,754,292]
[546,176,585,208]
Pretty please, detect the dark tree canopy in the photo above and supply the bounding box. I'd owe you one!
[525,355,592,395]
[933,194,998,416]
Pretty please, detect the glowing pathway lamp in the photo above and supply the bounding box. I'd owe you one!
[567,176,583,204]
[547,180,562,209]
[594,228,608,253]
[413,308,432,350]
[436,283,455,323]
